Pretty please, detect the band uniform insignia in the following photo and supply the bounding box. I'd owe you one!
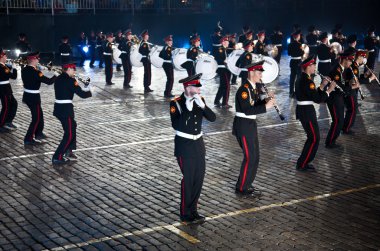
[170,106,176,114]
[38,72,44,77]
[241,91,248,100]
[309,82,316,90]
[335,75,340,81]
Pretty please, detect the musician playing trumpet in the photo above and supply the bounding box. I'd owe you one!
[232,61,275,195]
[52,63,92,165]
[295,56,336,171]
[181,34,201,76]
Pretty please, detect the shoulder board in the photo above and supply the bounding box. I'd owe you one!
[172,96,181,101]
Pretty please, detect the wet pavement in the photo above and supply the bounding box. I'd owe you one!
[0,55,380,251]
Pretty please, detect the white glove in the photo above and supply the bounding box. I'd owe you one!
[193,94,205,109]
[53,71,60,77]
[185,98,194,111]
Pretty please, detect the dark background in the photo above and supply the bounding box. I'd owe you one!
[0,0,379,54]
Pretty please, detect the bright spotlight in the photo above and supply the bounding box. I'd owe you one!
[82,46,89,53]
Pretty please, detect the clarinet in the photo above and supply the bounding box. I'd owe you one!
[261,82,285,121]
[364,65,380,87]
[348,67,365,100]
[315,71,345,94]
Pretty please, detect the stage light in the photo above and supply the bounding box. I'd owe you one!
[82,46,89,53]
[287,38,291,44]
[15,49,21,56]
[328,34,332,41]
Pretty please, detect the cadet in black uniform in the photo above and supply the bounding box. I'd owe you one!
[118,29,133,88]
[115,30,123,71]
[22,52,57,145]
[238,27,252,44]
[292,24,304,43]
[181,35,201,77]
[52,63,92,165]
[254,31,267,55]
[345,35,357,55]
[306,26,318,56]
[59,35,72,64]
[211,22,223,57]
[214,35,231,108]
[288,30,304,97]
[103,33,114,85]
[235,40,254,84]
[96,31,105,68]
[139,30,153,93]
[316,32,334,76]
[78,32,87,67]
[159,35,175,97]
[0,49,18,133]
[15,33,31,58]
[228,33,238,85]
[364,26,380,71]
[169,73,216,224]
[270,26,283,64]
[89,30,97,68]
[325,52,355,148]
[233,61,275,195]
[295,56,336,171]
[342,50,375,134]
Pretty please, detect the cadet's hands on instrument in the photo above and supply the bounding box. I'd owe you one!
[193,94,205,109]
[327,81,336,93]
[320,77,331,88]
[350,79,360,89]
[265,97,276,109]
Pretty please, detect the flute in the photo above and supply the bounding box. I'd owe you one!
[348,67,365,100]
[364,65,380,87]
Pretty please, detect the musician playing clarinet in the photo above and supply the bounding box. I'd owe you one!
[295,56,336,171]
[52,63,92,165]
[232,61,275,196]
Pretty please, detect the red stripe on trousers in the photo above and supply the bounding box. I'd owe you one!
[59,117,73,160]
[346,96,355,132]
[329,105,338,145]
[301,121,316,168]
[239,136,250,192]
[1,96,8,125]
[179,156,185,216]
[31,104,40,141]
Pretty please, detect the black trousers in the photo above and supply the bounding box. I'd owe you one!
[236,133,260,192]
[231,74,237,84]
[79,50,86,66]
[61,55,70,64]
[53,116,77,160]
[24,102,44,142]
[289,59,301,95]
[343,93,358,133]
[317,62,331,76]
[0,94,18,127]
[297,117,320,168]
[176,155,205,217]
[89,47,96,66]
[239,71,248,85]
[142,59,152,89]
[366,51,376,70]
[97,48,104,67]
[104,56,113,83]
[122,57,132,85]
[163,63,174,95]
[214,68,231,105]
[325,94,345,146]
[274,46,283,64]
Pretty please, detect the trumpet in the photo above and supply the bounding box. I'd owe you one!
[131,35,140,44]
[364,65,380,86]
[348,67,365,100]
[49,65,91,86]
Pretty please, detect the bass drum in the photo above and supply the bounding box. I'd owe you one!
[261,56,279,84]
[195,54,218,80]
[226,49,244,76]
[130,44,143,67]
[172,48,187,71]
[149,45,164,68]
[112,45,122,64]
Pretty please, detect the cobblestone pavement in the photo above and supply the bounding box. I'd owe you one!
[1,55,380,251]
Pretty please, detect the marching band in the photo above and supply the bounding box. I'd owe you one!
[0,23,379,225]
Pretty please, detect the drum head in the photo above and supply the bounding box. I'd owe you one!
[261,56,279,84]
[172,48,187,71]
[130,45,143,67]
[226,49,244,76]
[149,45,164,68]
[112,45,122,64]
[195,55,218,80]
